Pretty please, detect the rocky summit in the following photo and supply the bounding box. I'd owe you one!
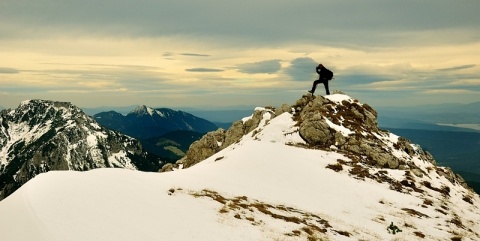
[158,93,479,239]
[165,93,469,193]
[0,100,161,200]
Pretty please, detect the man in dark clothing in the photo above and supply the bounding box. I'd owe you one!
[308,64,333,95]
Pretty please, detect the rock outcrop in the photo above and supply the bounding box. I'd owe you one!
[161,107,278,171]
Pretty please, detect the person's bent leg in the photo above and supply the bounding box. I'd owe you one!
[310,80,320,93]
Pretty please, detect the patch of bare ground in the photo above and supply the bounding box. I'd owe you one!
[190,189,350,238]
[462,194,473,204]
[449,214,465,229]
[422,181,450,197]
[422,198,433,208]
[325,163,343,172]
[435,208,448,216]
[401,208,430,219]
[327,159,426,195]
[414,231,426,238]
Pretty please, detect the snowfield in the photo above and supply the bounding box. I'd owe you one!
[0,95,479,241]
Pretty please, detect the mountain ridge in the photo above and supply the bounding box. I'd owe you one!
[0,94,479,240]
[0,99,161,200]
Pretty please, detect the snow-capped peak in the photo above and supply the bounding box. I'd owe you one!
[0,100,161,200]
[130,105,165,117]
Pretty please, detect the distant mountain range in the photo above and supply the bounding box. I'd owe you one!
[79,101,480,131]
[94,105,219,139]
[93,106,219,162]
[0,100,161,200]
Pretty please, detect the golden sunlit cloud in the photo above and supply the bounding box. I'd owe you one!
[449,79,480,86]
[422,89,477,94]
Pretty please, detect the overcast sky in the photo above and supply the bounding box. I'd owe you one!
[1,0,479,110]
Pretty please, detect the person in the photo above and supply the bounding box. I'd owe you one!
[308,64,333,95]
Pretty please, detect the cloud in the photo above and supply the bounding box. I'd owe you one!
[180,53,210,57]
[284,57,318,81]
[236,59,281,74]
[449,79,480,86]
[337,75,400,91]
[0,67,19,74]
[422,89,477,94]
[1,0,479,109]
[163,52,210,58]
[437,64,476,72]
[185,68,224,73]
[2,0,478,49]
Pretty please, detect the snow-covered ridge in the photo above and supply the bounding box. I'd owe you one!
[0,94,479,241]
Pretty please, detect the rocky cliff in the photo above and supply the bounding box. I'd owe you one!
[0,100,161,200]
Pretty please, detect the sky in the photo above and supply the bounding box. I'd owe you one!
[1,0,479,110]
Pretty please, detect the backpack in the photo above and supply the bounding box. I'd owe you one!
[324,68,334,80]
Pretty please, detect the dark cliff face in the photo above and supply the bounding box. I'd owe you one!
[94,106,218,139]
[0,100,161,200]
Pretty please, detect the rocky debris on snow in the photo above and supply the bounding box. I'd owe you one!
[291,94,469,190]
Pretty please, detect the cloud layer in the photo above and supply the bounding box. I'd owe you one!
[0,0,479,108]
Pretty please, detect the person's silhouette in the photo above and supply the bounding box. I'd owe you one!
[308,64,333,95]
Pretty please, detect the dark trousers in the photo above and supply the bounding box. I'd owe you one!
[311,78,330,95]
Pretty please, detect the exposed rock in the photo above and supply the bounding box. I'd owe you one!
[334,132,346,146]
[436,166,470,189]
[411,168,424,178]
[275,103,291,116]
[244,109,267,134]
[299,113,334,146]
[181,129,226,169]
[223,121,245,147]
[160,163,174,172]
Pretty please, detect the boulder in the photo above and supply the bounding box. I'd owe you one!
[182,129,226,168]
[299,113,335,147]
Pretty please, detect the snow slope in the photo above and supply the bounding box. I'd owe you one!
[0,95,479,241]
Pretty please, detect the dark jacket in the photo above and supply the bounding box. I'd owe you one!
[316,67,333,81]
